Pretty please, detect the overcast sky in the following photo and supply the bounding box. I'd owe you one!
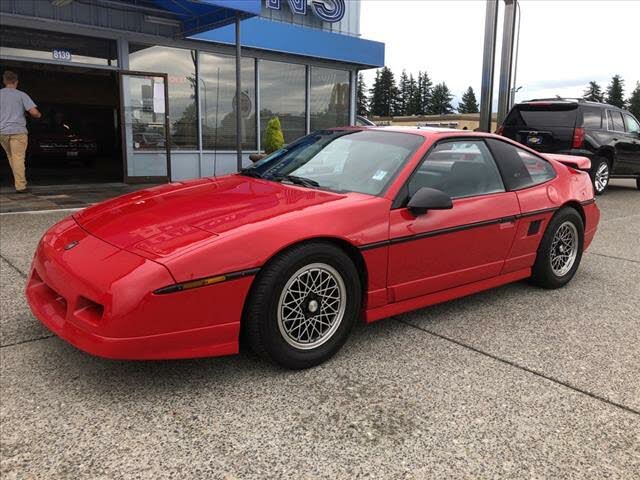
[360,0,639,109]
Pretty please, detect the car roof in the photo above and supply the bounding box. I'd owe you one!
[516,98,620,110]
[332,125,497,139]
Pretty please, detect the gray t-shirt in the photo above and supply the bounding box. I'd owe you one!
[0,88,37,135]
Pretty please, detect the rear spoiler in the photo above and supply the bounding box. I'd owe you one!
[545,154,591,171]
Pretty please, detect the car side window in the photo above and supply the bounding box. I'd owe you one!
[606,111,615,130]
[610,111,625,132]
[486,138,556,190]
[406,140,505,200]
[624,114,640,134]
[581,107,603,129]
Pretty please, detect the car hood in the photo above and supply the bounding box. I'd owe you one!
[74,175,350,259]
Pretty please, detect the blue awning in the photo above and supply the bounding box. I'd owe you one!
[151,0,261,35]
[191,17,385,68]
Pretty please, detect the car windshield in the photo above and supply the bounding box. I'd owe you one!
[243,130,424,195]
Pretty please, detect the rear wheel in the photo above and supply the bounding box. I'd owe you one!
[590,157,610,195]
[531,207,584,289]
[636,177,639,190]
[243,242,361,369]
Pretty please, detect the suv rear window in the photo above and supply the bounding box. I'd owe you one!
[581,107,603,129]
[504,103,578,128]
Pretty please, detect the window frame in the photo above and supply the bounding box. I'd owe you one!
[623,114,640,135]
[607,109,627,133]
[485,137,557,192]
[392,137,509,209]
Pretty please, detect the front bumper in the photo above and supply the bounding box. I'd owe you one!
[26,217,252,359]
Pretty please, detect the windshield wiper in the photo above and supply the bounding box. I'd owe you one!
[273,174,320,188]
[239,168,264,179]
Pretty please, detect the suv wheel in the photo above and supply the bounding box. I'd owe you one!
[591,158,610,195]
[636,177,640,190]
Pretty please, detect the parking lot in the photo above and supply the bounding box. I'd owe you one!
[1,179,638,479]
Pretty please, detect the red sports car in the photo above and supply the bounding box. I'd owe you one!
[26,128,600,369]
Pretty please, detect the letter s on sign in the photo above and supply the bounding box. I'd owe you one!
[311,0,345,22]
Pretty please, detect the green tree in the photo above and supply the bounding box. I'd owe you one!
[429,82,454,115]
[356,73,368,116]
[606,75,625,108]
[628,82,640,119]
[406,74,420,115]
[264,116,284,154]
[417,71,433,115]
[458,86,479,113]
[369,66,399,117]
[398,69,411,116]
[583,81,604,102]
[368,69,382,116]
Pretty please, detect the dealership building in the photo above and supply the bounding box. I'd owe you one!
[0,0,384,185]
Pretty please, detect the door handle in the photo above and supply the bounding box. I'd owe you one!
[612,137,618,141]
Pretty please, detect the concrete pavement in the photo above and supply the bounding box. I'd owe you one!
[1,179,639,479]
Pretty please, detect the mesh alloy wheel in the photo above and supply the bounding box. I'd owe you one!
[549,221,579,277]
[277,263,347,350]
[594,161,609,194]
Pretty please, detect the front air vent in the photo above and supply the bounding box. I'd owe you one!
[74,296,104,324]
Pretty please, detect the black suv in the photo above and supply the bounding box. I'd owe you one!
[499,99,640,194]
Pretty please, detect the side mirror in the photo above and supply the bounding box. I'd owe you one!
[407,187,453,216]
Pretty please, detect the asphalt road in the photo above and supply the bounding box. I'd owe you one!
[1,179,639,479]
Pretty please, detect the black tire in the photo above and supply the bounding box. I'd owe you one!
[636,177,639,190]
[590,157,610,195]
[243,242,361,369]
[530,207,584,289]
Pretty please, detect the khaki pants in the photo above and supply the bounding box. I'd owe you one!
[0,133,28,191]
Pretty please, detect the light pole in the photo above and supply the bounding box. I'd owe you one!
[479,0,499,132]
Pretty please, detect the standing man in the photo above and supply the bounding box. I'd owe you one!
[0,70,41,193]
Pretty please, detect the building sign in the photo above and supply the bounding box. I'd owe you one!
[52,49,72,61]
[265,0,345,23]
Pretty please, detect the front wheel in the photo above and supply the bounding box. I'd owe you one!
[591,158,610,195]
[636,176,639,190]
[243,242,361,369]
[530,207,584,289]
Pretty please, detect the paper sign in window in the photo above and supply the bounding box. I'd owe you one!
[153,83,165,114]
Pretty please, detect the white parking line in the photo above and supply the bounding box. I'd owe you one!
[0,207,84,216]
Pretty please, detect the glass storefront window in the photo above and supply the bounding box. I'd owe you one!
[199,53,256,150]
[0,26,117,66]
[129,45,198,150]
[310,67,350,131]
[259,60,306,146]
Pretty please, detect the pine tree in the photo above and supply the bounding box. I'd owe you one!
[458,86,479,113]
[606,75,625,108]
[583,81,604,102]
[429,83,454,115]
[356,73,368,116]
[369,67,399,117]
[398,70,411,116]
[368,69,382,116]
[628,82,640,119]
[407,74,420,115]
[417,71,433,115]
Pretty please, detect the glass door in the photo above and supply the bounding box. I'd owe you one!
[120,72,171,182]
